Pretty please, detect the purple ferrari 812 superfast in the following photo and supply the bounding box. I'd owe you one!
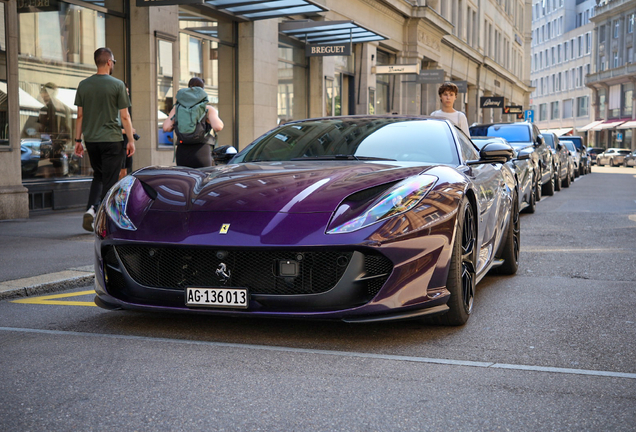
[93,116,520,325]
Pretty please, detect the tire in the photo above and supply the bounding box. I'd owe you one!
[563,169,571,188]
[494,191,520,275]
[535,167,542,202]
[542,170,555,196]
[521,174,536,214]
[436,198,477,326]
[610,159,615,167]
[554,168,562,191]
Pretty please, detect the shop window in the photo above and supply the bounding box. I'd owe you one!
[622,83,633,118]
[178,11,235,148]
[325,77,334,116]
[18,2,126,180]
[0,3,7,147]
[368,88,375,115]
[277,40,307,124]
[157,35,175,148]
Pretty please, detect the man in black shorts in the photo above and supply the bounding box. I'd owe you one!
[74,47,135,232]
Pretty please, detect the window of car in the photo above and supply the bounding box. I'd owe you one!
[469,124,531,143]
[618,150,631,155]
[456,131,480,162]
[234,118,461,165]
[563,141,576,152]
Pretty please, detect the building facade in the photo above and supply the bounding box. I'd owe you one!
[586,0,636,150]
[529,0,596,138]
[0,0,533,220]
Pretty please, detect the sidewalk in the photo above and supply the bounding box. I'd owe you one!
[0,210,95,301]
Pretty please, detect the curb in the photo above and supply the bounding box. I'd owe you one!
[0,269,95,302]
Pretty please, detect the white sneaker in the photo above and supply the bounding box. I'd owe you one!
[83,206,96,232]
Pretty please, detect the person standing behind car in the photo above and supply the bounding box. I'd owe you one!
[162,77,223,168]
[74,47,135,232]
[430,81,470,136]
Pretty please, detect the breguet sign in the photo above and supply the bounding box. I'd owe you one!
[480,96,505,109]
[18,0,58,13]
[306,43,351,57]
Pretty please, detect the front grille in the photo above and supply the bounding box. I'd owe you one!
[107,245,392,297]
[112,246,343,295]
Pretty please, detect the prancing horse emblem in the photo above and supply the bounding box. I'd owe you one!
[216,263,231,285]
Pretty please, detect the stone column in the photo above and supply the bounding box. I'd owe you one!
[237,20,278,150]
[0,0,28,220]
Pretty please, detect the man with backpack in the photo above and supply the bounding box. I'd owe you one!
[162,77,224,168]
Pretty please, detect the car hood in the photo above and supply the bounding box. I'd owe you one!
[133,161,437,214]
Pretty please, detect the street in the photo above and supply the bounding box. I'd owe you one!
[1,166,635,431]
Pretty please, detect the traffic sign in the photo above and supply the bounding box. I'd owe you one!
[525,110,534,123]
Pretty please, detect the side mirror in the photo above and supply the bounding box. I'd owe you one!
[535,134,545,147]
[212,145,238,165]
[467,141,514,165]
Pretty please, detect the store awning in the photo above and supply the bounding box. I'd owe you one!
[279,20,387,44]
[205,0,328,21]
[617,120,636,129]
[577,120,603,132]
[592,119,626,131]
[0,82,45,112]
[541,127,573,137]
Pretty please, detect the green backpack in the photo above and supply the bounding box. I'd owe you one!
[173,87,214,145]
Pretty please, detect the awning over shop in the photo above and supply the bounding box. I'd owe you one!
[577,120,603,132]
[617,120,636,129]
[592,119,626,131]
[0,82,45,114]
[279,20,387,44]
[205,0,328,21]
[541,127,573,137]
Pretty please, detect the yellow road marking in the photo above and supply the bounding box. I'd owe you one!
[11,290,97,307]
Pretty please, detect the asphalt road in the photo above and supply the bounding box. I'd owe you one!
[1,166,635,431]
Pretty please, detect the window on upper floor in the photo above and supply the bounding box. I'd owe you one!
[585,33,591,54]
[613,20,619,38]
[627,47,634,64]
[563,99,572,119]
[551,101,559,120]
[578,36,582,57]
[564,41,569,61]
[613,51,619,68]
[599,25,606,43]
[628,14,634,34]
[600,56,606,72]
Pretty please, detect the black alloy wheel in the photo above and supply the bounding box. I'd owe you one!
[542,168,555,196]
[522,171,536,214]
[554,165,562,191]
[434,198,477,326]
[495,191,520,275]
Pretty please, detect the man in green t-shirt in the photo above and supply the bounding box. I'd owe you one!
[74,47,135,232]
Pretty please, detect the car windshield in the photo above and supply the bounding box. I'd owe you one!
[563,141,576,152]
[560,137,583,149]
[234,118,460,165]
[469,124,531,143]
[542,134,556,149]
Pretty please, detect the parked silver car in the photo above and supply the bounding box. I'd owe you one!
[596,148,631,167]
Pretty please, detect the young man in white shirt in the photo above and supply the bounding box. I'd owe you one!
[430,81,470,136]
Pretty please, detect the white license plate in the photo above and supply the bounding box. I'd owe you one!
[185,287,248,309]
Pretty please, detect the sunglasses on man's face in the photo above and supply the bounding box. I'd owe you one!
[109,58,117,64]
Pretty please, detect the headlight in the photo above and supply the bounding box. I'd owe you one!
[104,175,137,231]
[328,175,438,234]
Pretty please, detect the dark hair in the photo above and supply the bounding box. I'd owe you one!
[438,81,458,97]
[188,77,205,89]
[94,47,114,67]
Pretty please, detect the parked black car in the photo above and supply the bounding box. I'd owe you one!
[469,122,554,199]
[542,132,571,190]
[559,136,588,175]
[623,150,636,168]
[586,147,604,165]
[471,136,536,213]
